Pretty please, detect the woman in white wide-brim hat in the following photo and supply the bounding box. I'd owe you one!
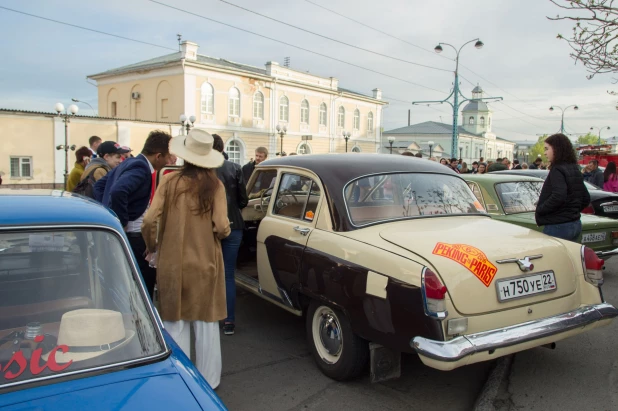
[142,128,231,389]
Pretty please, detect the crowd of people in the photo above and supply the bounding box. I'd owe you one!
[402,150,548,174]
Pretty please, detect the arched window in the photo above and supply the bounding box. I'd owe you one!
[480,116,485,126]
[352,146,361,153]
[298,142,312,155]
[367,112,374,132]
[353,109,360,130]
[201,83,214,114]
[468,116,474,125]
[300,99,309,124]
[319,103,327,126]
[279,96,289,122]
[253,92,264,119]
[225,139,243,164]
[337,106,345,128]
[229,87,240,117]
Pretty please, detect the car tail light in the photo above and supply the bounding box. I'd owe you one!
[581,246,605,285]
[581,204,595,214]
[422,268,448,319]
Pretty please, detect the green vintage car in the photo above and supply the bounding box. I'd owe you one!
[463,174,618,255]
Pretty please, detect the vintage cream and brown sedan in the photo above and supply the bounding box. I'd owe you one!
[230,154,618,381]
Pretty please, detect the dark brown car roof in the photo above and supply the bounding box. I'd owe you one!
[258,154,458,231]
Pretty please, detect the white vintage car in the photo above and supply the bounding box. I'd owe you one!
[174,154,618,381]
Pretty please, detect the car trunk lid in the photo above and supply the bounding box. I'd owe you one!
[379,216,579,315]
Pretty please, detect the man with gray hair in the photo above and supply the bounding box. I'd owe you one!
[242,146,269,183]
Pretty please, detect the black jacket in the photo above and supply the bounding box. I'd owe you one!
[241,161,255,184]
[535,163,590,226]
[217,160,248,231]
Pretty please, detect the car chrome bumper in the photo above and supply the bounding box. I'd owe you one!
[411,303,618,362]
[596,248,618,258]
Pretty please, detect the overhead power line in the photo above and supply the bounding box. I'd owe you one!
[304,0,546,109]
[147,0,445,93]
[218,0,451,72]
[0,6,177,51]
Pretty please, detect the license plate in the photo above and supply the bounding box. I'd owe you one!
[497,271,557,302]
[582,232,606,243]
[603,205,618,213]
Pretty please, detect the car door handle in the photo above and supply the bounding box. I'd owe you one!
[293,226,311,236]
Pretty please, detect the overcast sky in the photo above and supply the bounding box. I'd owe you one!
[1,0,616,142]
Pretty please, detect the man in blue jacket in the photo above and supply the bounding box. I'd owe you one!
[94,130,172,298]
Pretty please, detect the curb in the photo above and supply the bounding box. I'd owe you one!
[473,355,514,411]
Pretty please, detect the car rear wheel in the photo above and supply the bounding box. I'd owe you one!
[306,300,368,380]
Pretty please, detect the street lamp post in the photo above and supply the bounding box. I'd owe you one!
[413,38,502,159]
[179,114,196,135]
[55,103,79,189]
[525,152,529,164]
[590,126,611,146]
[71,98,96,116]
[387,136,395,154]
[342,131,351,152]
[276,124,287,156]
[459,147,463,160]
[549,105,579,134]
[428,140,434,158]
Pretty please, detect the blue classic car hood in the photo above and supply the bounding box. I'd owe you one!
[3,374,202,410]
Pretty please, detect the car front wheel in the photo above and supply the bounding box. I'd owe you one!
[306,300,368,380]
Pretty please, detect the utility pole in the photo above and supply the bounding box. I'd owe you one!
[413,38,502,158]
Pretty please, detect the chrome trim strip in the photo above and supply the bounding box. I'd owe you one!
[420,267,448,319]
[595,247,618,257]
[599,201,618,207]
[0,224,170,390]
[411,303,618,362]
[496,255,542,264]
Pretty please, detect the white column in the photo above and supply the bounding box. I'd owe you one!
[53,117,65,185]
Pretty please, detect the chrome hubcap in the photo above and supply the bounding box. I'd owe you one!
[318,312,342,356]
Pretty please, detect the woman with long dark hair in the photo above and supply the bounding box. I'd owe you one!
[603,161,618,192]
[477,163,487,174]
[535,133,590,241]
[142,129,230,389]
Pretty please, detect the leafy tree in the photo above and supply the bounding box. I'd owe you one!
[529,134,549,162]
[577,132,605,144]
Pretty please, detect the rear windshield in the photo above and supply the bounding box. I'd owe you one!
[344,173,485,226]
[495,181,543,214]
[0,229,165,388]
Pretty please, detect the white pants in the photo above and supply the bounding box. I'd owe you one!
[164,320,222,389]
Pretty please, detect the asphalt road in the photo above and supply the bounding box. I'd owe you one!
[501,257,618,411]
[214,291,492,411]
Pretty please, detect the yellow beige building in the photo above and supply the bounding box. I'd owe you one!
[1,40,387,188]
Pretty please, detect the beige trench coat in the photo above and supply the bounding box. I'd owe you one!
[142,172,231,323]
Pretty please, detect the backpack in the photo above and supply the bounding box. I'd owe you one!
[72,165,108,199]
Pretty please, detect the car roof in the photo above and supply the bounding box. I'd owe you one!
[0,189,122,229]
[258,154,458,231]
[492,170,549,179]
[464,173,545,183]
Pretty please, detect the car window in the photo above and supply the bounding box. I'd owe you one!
[0,229,164,388]
[273,173,320,221]
[248,169,278,200]
[344,173,485,226]
[495,181,543,214]
[467,182,485,206]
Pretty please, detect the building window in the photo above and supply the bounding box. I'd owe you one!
[300,100,309,124]
[298,142,312,155]
[353,109,360,130]
[201,83,214,114]
[319,103,327,126]
[367,112,374,132]
[480,116,485,126]
[161,99,168,118]
[225,139,243,164]
[111,102,117,118]
[10,156,32,178]
[279,96,289,122]
[489,117,491,126]
[468,116,474,125]
[229,88,240,117]
[337,106,345,128]
[352,146,361,153]
[253,91,264,119]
